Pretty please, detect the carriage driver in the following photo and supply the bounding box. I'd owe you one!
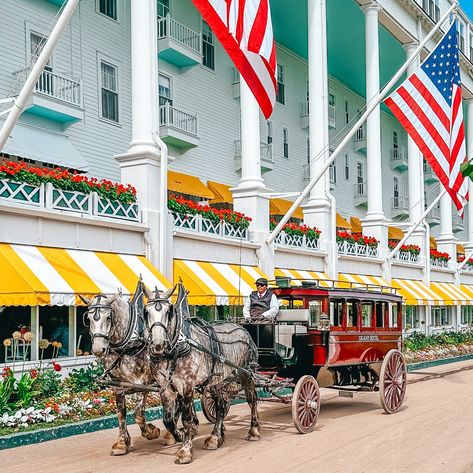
[243,278,279,321]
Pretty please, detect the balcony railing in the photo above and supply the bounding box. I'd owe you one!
[0,179,140,222]
[234,140,274,164]
[431,258,449,269]
[392,251,420,264]
[328,104,336,128]
[391,195,409,211]
[14,67,82,107]
[274,231,320,251]
[159,103,198,136]
[354,125,366,142]
[354,182,367,197]
[390,147,408,171]
[157,15,201,54]
[337,241,379,258]
[172,212,248,240]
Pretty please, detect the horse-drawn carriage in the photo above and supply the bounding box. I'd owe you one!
[202,278,407,434]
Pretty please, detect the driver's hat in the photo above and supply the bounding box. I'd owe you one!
[255,277,268,286]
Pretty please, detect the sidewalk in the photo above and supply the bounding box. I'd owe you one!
[407,358,473,384]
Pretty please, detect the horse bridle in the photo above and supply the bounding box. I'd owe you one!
[145,294,181,352]
[86,296,114,344]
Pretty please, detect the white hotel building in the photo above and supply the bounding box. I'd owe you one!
[1,0,473,370]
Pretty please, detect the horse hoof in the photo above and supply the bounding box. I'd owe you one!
[246,427,260,441]
[175,447,193,464]
[110,443,129,456]
[162,430,177,446]
[203,435,219,450]
[144,423,160,440]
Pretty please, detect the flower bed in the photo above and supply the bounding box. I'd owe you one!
[430,249,451,268]
[0,161,137,204]
[169,195,251,230]
[403,330,473,364]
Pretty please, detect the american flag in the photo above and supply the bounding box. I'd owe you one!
[385,22,468,214]
[192,0,277,118]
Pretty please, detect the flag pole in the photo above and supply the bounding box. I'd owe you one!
[0,0,80,151]
[387,188,446,261]
[266,1,458,245]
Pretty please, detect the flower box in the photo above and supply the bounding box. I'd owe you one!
[336,232,379,258]
[97,197,139,222]
[50,186,91,214]
[430,250,450,268]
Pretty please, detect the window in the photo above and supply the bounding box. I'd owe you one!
[158,74,172,106]
[457,20,466,52]
[100,61,119,122]
[76,307,92,356]
[277,64,285,105]
[329,162,336,185]
[345,100,349,124]
[392,131,398,149]
[39,306,71,358]
[98,0,117,20]
[0,307,32,363]
[157,0,170,18]
[403,306,420,330]
[347,301,358,329]
[330,301,343,327]
[375,302,385,328]
[431,306,452,327]
[309,300,322,327]
[393,177,400,207]
[356,161,364,195]
[461,306,473,325]
[361,303,372,328]
[283,127,289,158]
[202,21,215,70]
[267,121,273,145]
[423,0,439,22]
[328,93,336,124]
[30,32,53,94]
[344,154,350,180]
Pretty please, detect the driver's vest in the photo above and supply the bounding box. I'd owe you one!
[249,290,273,317]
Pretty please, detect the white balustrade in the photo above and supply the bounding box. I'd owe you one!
[0,180,43,207]
[234,140,274,164]
[328,104,336,127]
[354,124,366,142]
[392,250,420,264]
[274,231,320,251]
[337,240,379,258]
[430,258,450,269]
[0,179,140,223]
[172,212,249,240]
[160,103,198,136]
[354,182,367,196]
[391,147,406,162]
[157,15,201,53]
[14,67,82,107]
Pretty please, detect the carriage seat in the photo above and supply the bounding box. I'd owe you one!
[276,308,310,323]
[275,324,308,359]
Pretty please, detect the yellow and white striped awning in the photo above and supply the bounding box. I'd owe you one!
[274,268,330,287]
[392,279,443,306]
[0,243,171,307]
[174,259,268,305]
[338,273,394,292]
[430,282,473,306]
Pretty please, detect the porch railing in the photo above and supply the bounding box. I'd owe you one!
[14,67,82,107]
[172,212,249,240]
[0,179,140,223]
[392,250,420,264]
[274,231,320,251]
[337,241,379,258]
[157,15,201,54]
[430,258,450,269]
[160,103,198,136]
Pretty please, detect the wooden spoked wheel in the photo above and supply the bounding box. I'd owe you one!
[379,349,407,414]
[201,386,231,424]
[292,375,320,434]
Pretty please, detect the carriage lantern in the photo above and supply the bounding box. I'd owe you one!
[317,312,330,331]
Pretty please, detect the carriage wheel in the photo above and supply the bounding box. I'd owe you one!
[379,349,407,414]
[292,375,320,434]
[201,386,231,424]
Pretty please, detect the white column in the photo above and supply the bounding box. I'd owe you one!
[403,41,426,258]
[232,79,273,277]
[466,100,473,246]
[116,0,168,274]
[302,0,335,278]
[436,192,456,265]
[361,2,388,250]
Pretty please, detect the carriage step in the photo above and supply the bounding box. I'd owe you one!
[338,391,354,398]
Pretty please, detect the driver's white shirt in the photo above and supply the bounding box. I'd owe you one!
[243,290,279,319]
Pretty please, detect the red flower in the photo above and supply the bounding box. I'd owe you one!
[30,368,38,379]
[2,366,12,378]
[52,361,62,372]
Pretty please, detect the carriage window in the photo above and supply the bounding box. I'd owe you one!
[376,302,385,328]
[346,301,358,329]
[330,301,343,327]
[309,300,322,327]
[389,303,399,328]
[361,303,372,328]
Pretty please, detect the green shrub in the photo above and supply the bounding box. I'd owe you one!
[404,330,473,352]
[33,369,62,400]
[63,362,104,393]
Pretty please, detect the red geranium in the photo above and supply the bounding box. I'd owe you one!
[52,361,62,372]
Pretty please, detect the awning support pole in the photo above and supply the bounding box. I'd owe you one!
[0,0,80,151]
[266,1,457,245]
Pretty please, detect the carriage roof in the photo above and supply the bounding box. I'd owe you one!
[270,279,402,304]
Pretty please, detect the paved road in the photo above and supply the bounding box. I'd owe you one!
[2,361,473,473]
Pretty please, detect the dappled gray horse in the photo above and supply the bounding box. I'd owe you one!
[80,293,165,455]
[144,286,260,465]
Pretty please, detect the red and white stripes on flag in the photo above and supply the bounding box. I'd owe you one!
[192,0,277,118]
[385,22,468,214]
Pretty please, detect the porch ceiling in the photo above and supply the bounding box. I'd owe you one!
[270,0,405,98]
